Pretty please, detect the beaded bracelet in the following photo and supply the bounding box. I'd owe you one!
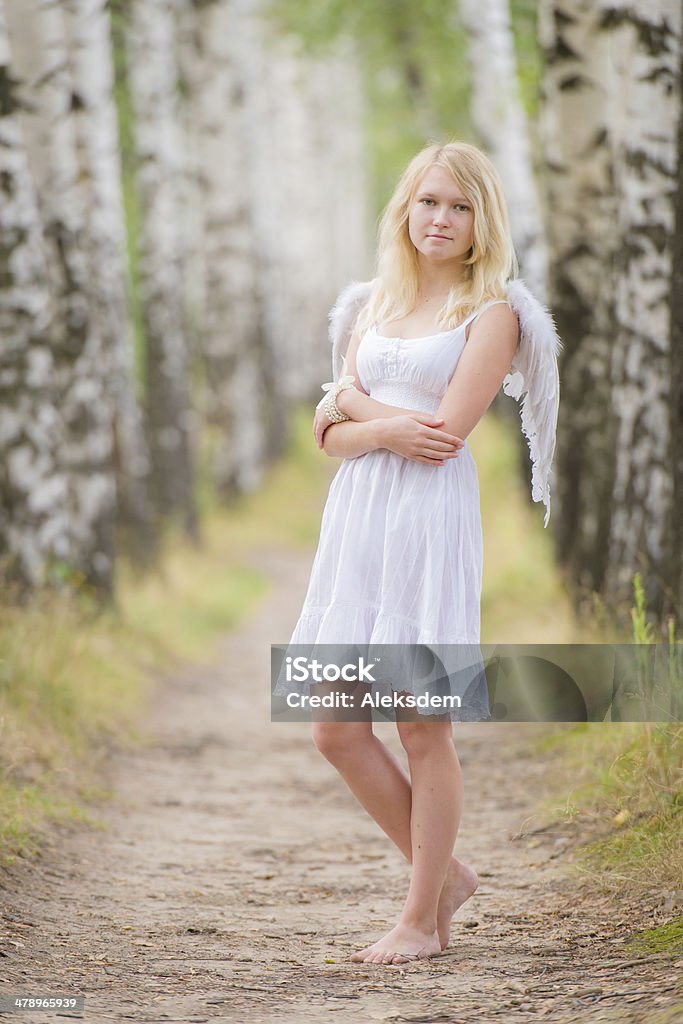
[319,375,355,423]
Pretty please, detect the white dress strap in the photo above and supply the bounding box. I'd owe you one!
[461,299,510,332]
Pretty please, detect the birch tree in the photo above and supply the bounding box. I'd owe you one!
[601,1,682,624]
[3,0,117,597]
[62,0,157,566]
[460,0,548,300]
[181,0,271,498]
[540,0,683,629]
[538,0,620,609]
[0,3,64,593]
[126,0,198,537]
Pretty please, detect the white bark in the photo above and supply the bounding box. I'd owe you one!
[460,0,548,299]
[126,0,197,532]
[539,0,619,589]
[182,0,269,497]
[603,0,682,614]
[0,4,62,589]
[540,0,683,626]
[62,0,155,561]
[4,0,117,595]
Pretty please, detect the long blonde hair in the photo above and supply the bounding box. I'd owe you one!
[356,140,518,337]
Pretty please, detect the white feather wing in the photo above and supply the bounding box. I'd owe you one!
[504,279,562,528]
[329,279,374,381]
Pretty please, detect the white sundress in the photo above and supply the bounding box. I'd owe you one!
[273,299,510,721]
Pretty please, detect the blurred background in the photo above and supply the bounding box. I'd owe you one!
[1,0,680,639]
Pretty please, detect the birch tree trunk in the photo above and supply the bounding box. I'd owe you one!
[540,0,683,630]
[62,0,157,567]
[181,0,270,498]
[602,0,682,626]
[0,2,66,594]
[126,0,198,538]
[3,0,117,598]
[669,36,683,626]
[460,0,548,300]
[538,0,620,610]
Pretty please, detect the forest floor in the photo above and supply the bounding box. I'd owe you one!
[1,542,682,1024]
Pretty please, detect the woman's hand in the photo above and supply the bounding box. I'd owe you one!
[380,414,464,465]
[313,402,333,449]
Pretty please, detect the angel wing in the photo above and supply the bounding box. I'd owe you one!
[329,278,374,383]
[503,279,562,529]
[326,276,561,528]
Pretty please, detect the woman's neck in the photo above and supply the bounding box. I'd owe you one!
[416,255,467,302]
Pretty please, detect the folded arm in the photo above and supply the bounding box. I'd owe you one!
[319,319,464,464]
[435,303,520,439]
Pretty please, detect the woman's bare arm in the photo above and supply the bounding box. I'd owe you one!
[318,311,464,463]
[322,415,464,465]
[435,304,519,439]
[322,419,384,459]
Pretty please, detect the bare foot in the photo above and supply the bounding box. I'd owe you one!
[350,922,441,965]
[437,856,479,950]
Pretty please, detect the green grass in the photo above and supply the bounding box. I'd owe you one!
[518,562,683,919]
[526,721,683,897]
[627,917,683,959]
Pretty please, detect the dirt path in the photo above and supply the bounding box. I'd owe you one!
[1,544,681,1024]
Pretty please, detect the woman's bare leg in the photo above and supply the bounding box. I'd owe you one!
[311,701,478,955]
[346,713,471,964]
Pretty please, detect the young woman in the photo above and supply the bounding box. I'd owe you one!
[274,140,560,965]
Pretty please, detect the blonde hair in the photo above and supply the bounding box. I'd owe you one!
[356,139,518,337]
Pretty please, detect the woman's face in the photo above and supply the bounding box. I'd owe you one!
[407,165,475,265]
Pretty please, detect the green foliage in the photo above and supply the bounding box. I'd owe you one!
[631,571,657,644]
[509,0,543,121]
[208,403,339,549]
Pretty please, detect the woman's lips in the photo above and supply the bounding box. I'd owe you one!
[429,235,451,240]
